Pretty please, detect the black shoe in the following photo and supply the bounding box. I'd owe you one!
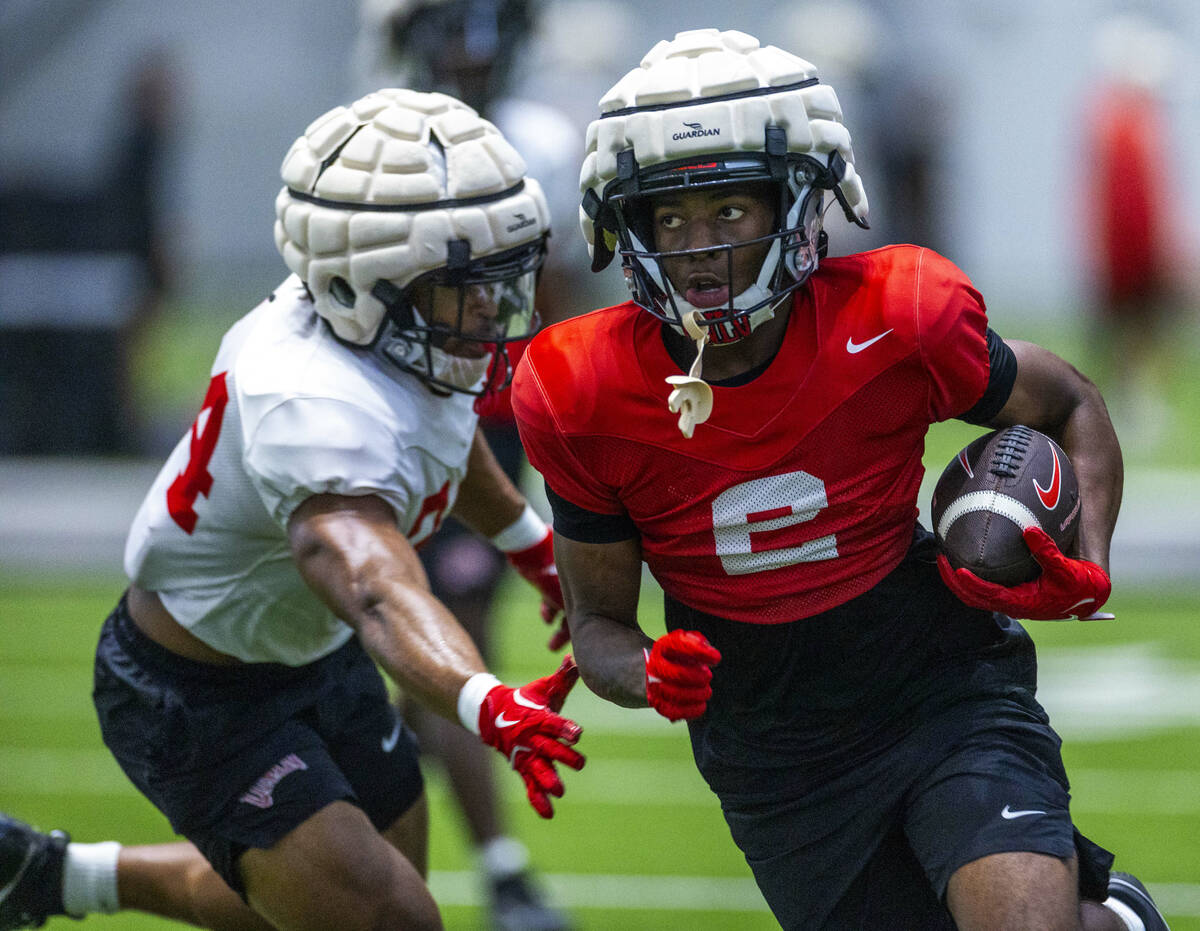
[0,815,69,930]
[1108,871,1169,931]
[489,871,572,931]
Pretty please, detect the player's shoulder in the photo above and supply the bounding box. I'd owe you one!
[814,245,981,336]
[227,276,450,444]
[818,244,974,293]
[524,301,640,374]
[515,301,643,421]
[231,278,367,402]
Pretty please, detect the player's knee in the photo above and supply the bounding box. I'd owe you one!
[348,851,441,931]
[948,852,1082,931]
[313,881,441,931]
[364,892,442,931]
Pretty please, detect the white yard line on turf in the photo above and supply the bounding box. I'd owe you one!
[429,871,769,912]
[430,872,1200,917]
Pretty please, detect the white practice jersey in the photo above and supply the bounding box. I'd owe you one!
[124,276,478,665]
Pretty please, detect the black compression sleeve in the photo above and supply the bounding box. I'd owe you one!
[959,328,1017,425]
[544,483,638,544]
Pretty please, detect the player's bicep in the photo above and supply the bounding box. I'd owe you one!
[288,493,427,625]
[555,534,642,631]
[989,340,1089,433]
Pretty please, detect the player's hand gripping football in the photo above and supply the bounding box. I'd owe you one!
[506,528,570,650]
[476,655,585,818]
[644,630,722,721]
[937,527,1113,620]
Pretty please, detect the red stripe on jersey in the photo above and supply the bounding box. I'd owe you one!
[747,506,793,523]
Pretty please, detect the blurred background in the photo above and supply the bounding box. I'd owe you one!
[2,0,1198,450]
[2,1,1199,928]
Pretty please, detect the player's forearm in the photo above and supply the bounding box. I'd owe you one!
[1054,383,1122,572]
[451,427,526,537]
[570,613,653,709]
[289,493,487,720]
[995,341,1123,572]
[309,564,487,720]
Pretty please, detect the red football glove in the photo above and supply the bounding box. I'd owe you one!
[476,655,585,818]
[506,528,570,650]
[937,526,1113,620]
[644,630,722,722]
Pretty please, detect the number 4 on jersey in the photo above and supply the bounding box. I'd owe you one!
[168,372,229,534]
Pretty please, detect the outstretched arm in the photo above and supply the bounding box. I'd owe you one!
[451,427,567,647]
[449,426,526,537]
[288,492,583,815]
[290,492,484,718]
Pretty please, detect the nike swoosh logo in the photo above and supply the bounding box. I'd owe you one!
[957,449,975,478]
[512,689,545,710]
[1034,443,1062,509]
[846,329,893,354]
[1065,597,1097,617]
[381,716,402,753]
[1001,805,1047,819]
[495,713,520,729]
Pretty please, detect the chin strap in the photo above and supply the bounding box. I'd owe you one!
[665,311,714,439]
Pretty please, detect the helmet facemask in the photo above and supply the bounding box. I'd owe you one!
[370,236,545,396]
[576,28,870,436]
[609,155,829,345]
[274,89,552,397]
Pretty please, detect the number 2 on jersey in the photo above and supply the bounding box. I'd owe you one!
[167,372,229,534]
[711,470,837,575]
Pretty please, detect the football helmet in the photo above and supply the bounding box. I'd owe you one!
[580,28,869,344]
[274,88,550,395]
[362,0,536,113]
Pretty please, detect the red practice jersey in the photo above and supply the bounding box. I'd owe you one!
[513,246,992,624]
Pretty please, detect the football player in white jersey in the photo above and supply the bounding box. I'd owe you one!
[0,89,583,931]
[354,3,610,928]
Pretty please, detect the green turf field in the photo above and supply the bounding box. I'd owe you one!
[4,305,1197,927]
[2,568,1198,929]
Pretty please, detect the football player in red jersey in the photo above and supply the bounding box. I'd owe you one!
[512,28,1167,931]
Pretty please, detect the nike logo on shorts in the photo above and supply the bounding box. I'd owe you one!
[845,329,893,354]
[381,715,402,753]
[1000,804,1047,820]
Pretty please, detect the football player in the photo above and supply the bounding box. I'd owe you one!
[512,28,1168,931]
[356,2,601,928]
[0,89,584,931]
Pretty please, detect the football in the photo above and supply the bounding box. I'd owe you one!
[931,425,1081,585]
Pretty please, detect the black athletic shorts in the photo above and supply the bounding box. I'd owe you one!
[93,593,424,896]
[671,527,1114,930]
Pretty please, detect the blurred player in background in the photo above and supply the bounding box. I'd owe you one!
[513,27,1168,930]
[773,1,954,260]
[0,89,584,931]
[0,53,176,455]
[1082,13,1190,452]
[356,2,614,927]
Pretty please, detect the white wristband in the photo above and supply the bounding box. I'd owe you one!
[457,671,502,734]
[491,503,548,553]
